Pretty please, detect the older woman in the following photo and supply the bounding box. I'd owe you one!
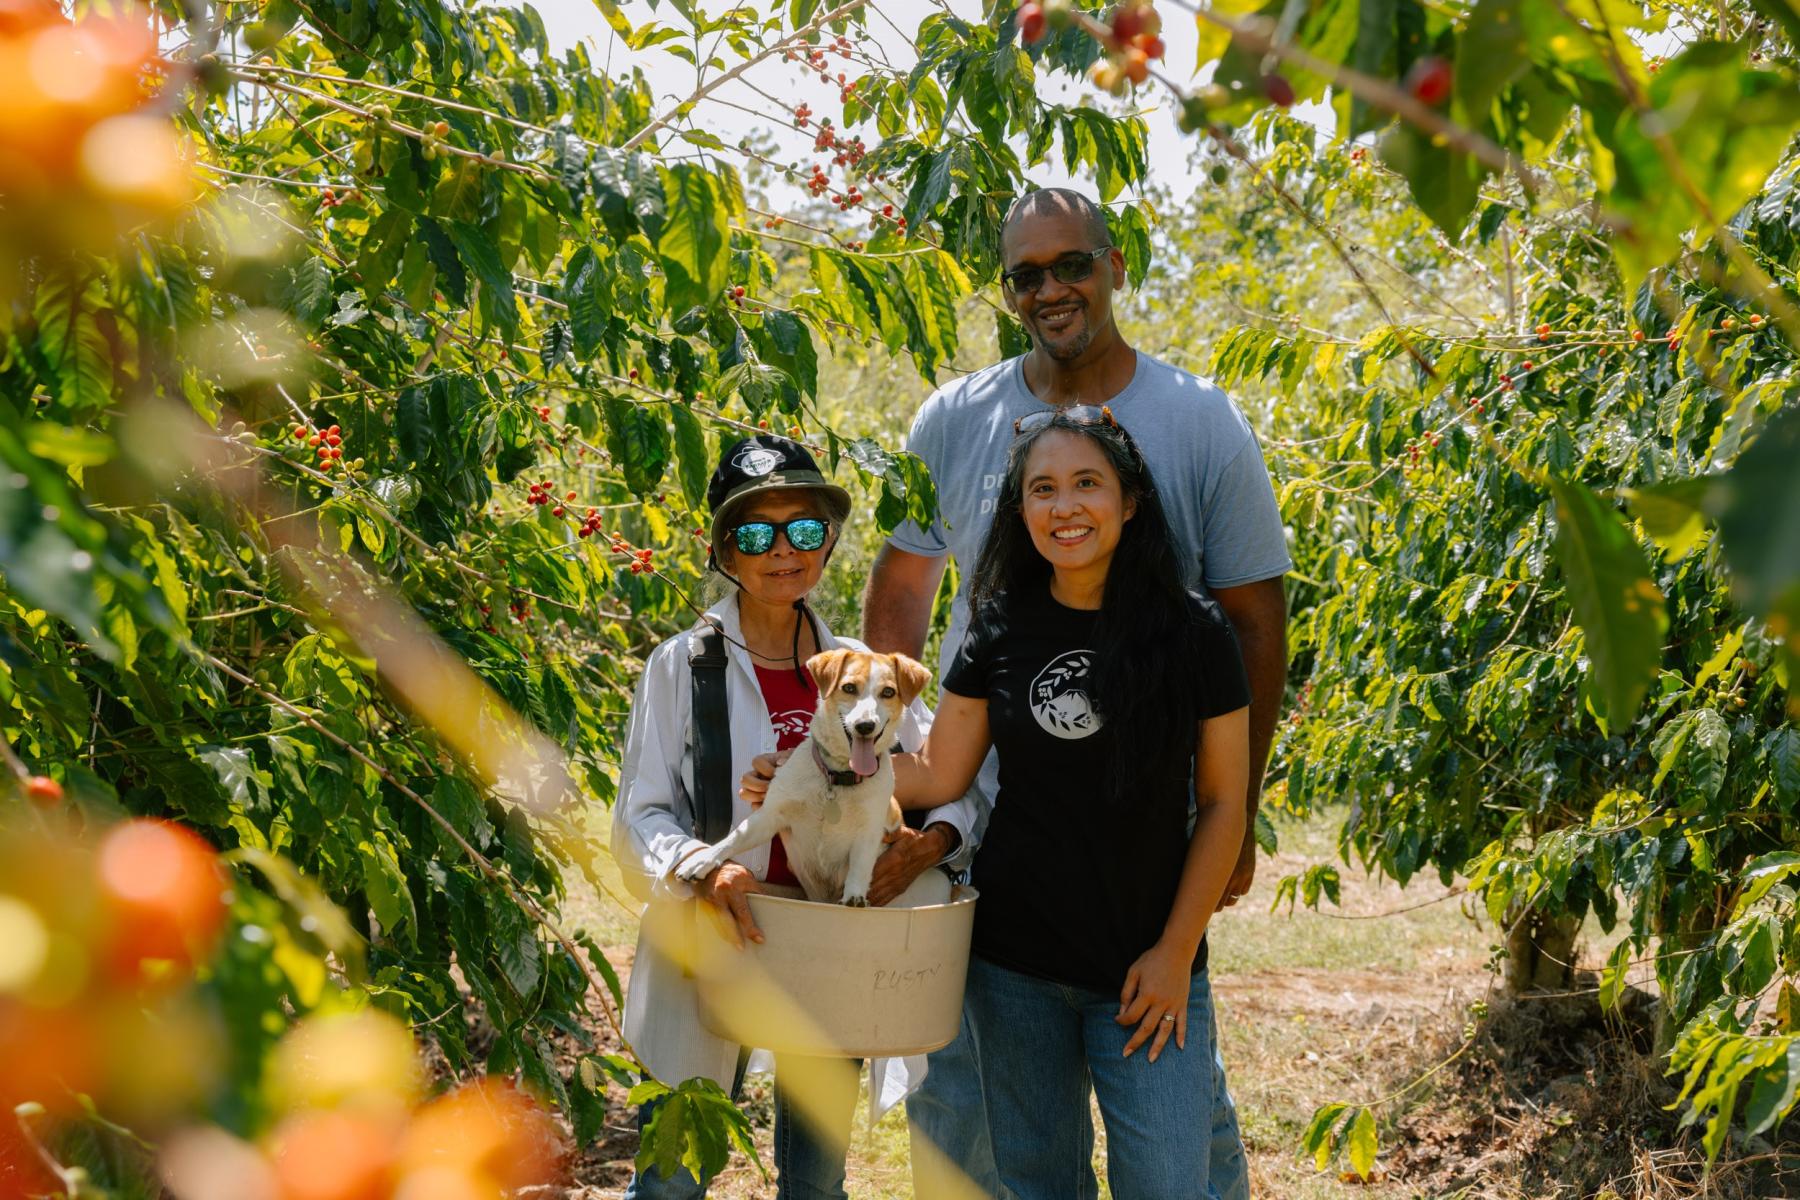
[613,434,976,1200]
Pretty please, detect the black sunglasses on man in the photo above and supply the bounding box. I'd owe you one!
[1000,246,1112,296]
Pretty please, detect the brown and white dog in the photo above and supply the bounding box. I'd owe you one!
[675,648,931,906]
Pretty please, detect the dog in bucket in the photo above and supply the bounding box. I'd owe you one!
[676,647,930,906]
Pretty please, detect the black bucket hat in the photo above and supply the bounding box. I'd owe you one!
[706,435,852,563]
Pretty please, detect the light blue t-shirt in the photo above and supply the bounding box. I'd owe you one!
[889,350,1293,667]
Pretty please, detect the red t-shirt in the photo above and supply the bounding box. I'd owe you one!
[753,663,817,886]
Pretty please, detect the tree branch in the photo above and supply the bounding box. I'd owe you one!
[622,0,871,152]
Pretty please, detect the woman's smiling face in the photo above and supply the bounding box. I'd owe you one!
[1019,429,1134,578]
[720,491,834,608]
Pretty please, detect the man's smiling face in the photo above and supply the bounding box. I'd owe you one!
[1000,207,1124,364]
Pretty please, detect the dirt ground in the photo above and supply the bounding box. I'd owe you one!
[548,811,1800,1199]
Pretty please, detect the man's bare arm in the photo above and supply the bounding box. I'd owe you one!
[861,543,948,658]
[1210,576,1288,907]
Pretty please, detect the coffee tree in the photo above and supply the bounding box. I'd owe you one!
[1027,0,1800,1177]
[0,0,1154,1188]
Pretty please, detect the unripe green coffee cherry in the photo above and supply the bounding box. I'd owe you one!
[196,53,232,97]
[1177,94,1209,133]
[243,20,281,51]
[1196,83,1231,109]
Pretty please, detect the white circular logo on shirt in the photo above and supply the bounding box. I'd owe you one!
[770,708,812,741]
[1029,650,1102,740]
[732,445,783,476]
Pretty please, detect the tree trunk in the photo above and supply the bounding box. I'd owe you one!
[1652,903,1723,1056]
[1503,908,1579,994]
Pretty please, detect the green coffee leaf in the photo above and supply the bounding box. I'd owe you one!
[1454,0,1528,121]
[34,269,113,412]
[1623,477,1716,561]
[288,254,337,327]
[397,386,432,464]
[657,163,730,316]
[1302,1101,1350,1169]
[1549,477,1667,728]
[1377,122,1485,238]
[1714,406,1800,630]
[1598,939,1632,1011]
[670,403,709,512]
[355,210,409,307]
[603,395,670,496]
[445,221,518,340]
[1254,809,1278,856]
[564,244,612,358]
[1769,729,1800,803]
[1745,1042,1800,1137]
[1345,1106,1378,1179]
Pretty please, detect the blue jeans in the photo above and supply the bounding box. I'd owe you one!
[904,1004,1005,1198]
[623,1054,861,1200]
[962,957,1249,1200]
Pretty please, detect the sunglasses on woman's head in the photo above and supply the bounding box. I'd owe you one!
[1000,246,1112,295]
[1013,404,1120,436]
[729,517,830,555]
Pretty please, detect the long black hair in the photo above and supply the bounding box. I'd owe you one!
[968,413,1206,805]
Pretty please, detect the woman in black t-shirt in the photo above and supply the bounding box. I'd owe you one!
[891,408,1251,1200]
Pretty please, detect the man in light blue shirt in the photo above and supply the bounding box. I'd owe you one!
[864,188,1290,1200]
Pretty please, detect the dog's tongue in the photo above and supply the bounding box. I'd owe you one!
[849,736,879,778]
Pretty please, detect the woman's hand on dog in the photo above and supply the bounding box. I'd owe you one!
[1116,940,1192,1063]
[691,861,764,948]
[739,749,792,808]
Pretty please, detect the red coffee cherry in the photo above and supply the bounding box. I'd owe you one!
[24,775,63,808]
[1404,57,1453,106]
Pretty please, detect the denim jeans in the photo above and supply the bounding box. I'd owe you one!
[963,957,1249,1200]
[623,1054,861,1200]
[904,1004,1005,1198]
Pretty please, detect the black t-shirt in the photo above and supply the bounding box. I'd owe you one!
[943,584,1250,992]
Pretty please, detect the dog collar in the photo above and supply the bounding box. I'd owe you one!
[810,735,876,787]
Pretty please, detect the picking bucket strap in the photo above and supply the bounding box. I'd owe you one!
[688,624,733,843]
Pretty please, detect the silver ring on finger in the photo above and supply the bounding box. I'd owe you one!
[1160,1014,1175,1023]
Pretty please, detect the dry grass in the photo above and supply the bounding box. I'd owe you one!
[550,809,1799,1199]
[1215,810,1490,1200]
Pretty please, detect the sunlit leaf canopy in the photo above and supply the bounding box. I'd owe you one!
[1133,0,1800,1171]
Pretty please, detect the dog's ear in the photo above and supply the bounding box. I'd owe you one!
[807,649,851,697]
[892,654,932,706]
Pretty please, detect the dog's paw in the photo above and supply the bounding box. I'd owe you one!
[841,892,869,908]
[675,849,723,882]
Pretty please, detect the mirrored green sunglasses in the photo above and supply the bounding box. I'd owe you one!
[729,517,830,555]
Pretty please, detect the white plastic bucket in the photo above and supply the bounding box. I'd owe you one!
[693,884,978,1058]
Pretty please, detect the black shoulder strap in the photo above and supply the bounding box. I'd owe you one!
[688,624,734,843]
